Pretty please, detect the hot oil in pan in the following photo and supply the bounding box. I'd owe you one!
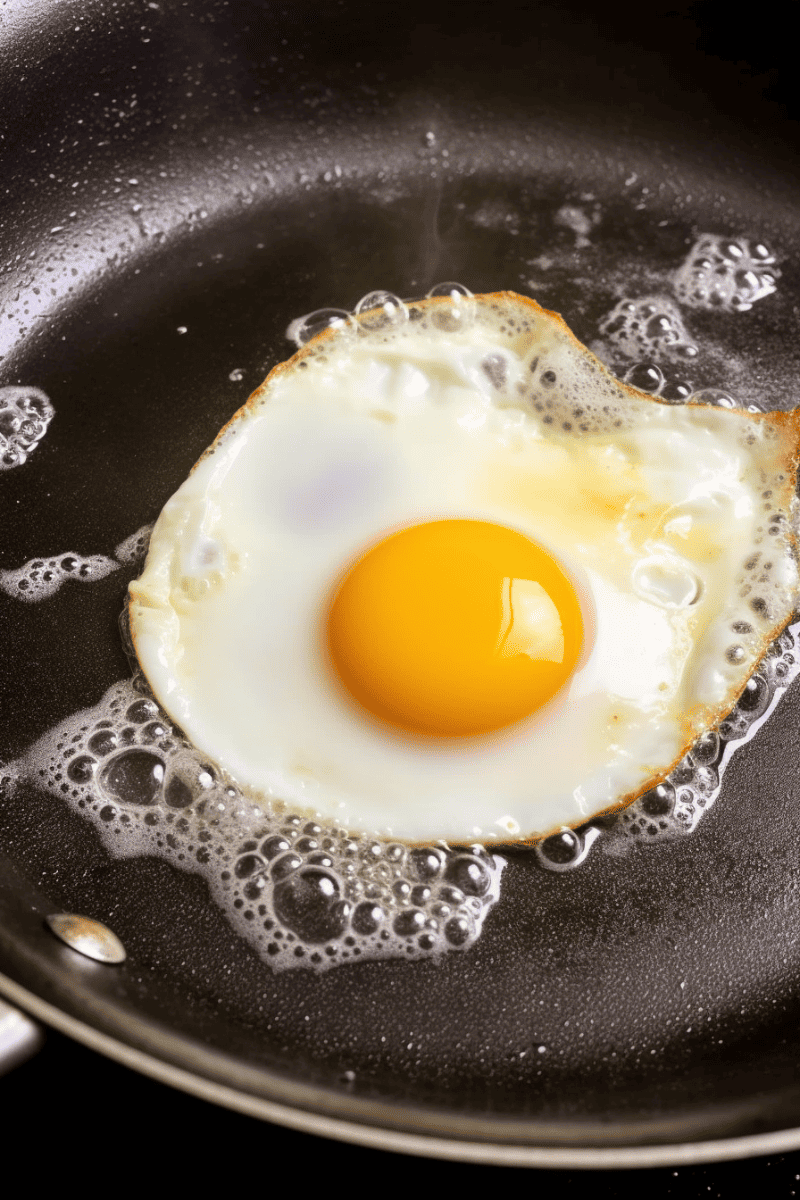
[2,211,799,973]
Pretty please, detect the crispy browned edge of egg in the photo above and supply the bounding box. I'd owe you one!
[129,291,800,849]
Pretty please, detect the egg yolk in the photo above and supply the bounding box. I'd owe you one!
[326,519,583,736]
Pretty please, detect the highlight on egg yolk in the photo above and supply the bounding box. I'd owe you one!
[326,520,583,736]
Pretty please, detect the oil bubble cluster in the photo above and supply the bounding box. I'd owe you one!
[287,283,474,348]
[0,386,54,470]
[0,552,119,602]
[114,525,154,567]
[674,235,778,312]
[535,355,800,872]
[0,526,152,604]
[599,296,697,362]
[619,621,798,837]
[8,679,504,971]
[537,618,800,871]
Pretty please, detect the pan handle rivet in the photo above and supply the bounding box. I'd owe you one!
[44,914,127,964]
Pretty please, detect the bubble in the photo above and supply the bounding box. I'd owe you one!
[243,875,267,900]
[426,282,475,332]
[533,824,603,872]
[659,379,694,404]
[693,765,719,796]
[624,362,665,394]
[235,853,266,879]
[674,234,778,312]
[355,291,409,331]
[126,699,158,723]
[669,757,695,786]
[481,353,508,389]
[273,868,351,943]
[261,835,291,860]
[393,909,426,936]
[538,828,581,864]
[690,731,720,766]
[99,749,164,806]
[88,730,118,756]
[443,854,492,896]
[271,851,303,879]
[67,755,96,783]
[142,720,169,742]
[690,388,739,409]
[286,308,356,348]
[426,281,472,301]
[408,848,444,881]
[0,387,54,470]
[164,774,194,808]
[639,782,675,817]
[352,902,385,934]
[737,673,770,716]
[444,914,475,946]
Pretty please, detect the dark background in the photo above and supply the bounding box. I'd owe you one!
[4,1030,800,1193]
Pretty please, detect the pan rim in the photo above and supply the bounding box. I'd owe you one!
[3,968,800,1170]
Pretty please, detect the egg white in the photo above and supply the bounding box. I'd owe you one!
[129,293,800,843]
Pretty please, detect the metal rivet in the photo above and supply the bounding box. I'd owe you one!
[44,913,126,964]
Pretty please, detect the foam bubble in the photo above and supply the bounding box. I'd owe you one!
[10,676,504,971]
[0,553,119,602]
[114,525,153,567]
[0,386,54,470]
[425,282,475,332]
[674,235,778,312]
[286,309,356,348]
[354,291,409,331]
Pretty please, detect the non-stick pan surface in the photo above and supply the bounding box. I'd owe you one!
[2,0,800,1168]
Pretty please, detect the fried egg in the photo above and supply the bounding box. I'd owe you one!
[128,291,800,844]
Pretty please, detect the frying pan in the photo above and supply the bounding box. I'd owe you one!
[2,0,800,1169]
